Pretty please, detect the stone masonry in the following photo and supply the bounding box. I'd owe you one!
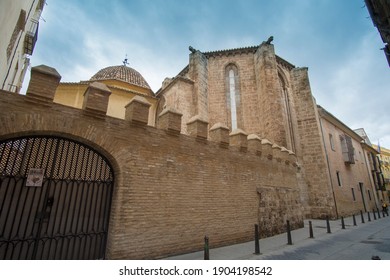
[157,42,338,219]
[0,65,302,259]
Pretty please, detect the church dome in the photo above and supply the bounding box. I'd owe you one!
[90,65,151,90]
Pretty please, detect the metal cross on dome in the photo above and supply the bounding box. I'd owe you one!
[122,55,129,66]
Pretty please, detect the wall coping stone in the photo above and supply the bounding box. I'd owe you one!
[210,122,229,131]
[31,65,61,78]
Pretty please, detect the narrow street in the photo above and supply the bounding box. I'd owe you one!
[256,215,390,260]
[165,214,390,260]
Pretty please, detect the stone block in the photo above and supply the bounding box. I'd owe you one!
[125,95,151,126]
[157,108,182,135]
[289,150,297,166]
[272,144,283,162]
[280,147,290,165]
[187,115,209,140]
[247,134,262,156]
[82,82,111,117]
[229,129,248,151]
[26,65,61,103]
[209,123,229,148]
[261,138,273,160]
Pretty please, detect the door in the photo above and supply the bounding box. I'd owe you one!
[0,136,114,259]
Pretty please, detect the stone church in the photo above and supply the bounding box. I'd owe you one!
[0,40,380,259]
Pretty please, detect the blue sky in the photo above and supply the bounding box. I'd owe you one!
[24,0,390,148]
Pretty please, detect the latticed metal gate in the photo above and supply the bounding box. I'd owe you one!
[0,136,114,259]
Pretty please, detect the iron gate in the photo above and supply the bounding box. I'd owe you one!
[0,136,114,259]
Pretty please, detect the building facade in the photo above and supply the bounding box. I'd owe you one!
[0,40,382,259]
[0,65,303,259]
[54,65,158,125]
[318,109,379,216]
[0,0,45,93]
[373,143,389,201]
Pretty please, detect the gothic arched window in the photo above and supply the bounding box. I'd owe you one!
[226,64,240,130]
[278,71,295,151]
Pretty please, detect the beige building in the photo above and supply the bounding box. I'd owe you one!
[373,143,389,201]
[318,109,380,216]
[54,65,158,125]
[0,0,45,93]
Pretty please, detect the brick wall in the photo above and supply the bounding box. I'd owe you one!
[319,109,378,216]
[159,44,335,220]
[207,51,259,134]
[0,74,302,259]
[162,45,292,147]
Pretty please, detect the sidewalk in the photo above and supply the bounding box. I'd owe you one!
[164,213,389,260]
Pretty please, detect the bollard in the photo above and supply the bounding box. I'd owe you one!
[326,216,331,233]
[341,216,345,229]
[367,211,371,222]
[361,210,365,224]
[204,236,209,260]
[377,208,381,219]
[254,224,260,255]
[373,209,377,220]
[309,221,314,238]
[353,214,357,226]
[287,220,293,245]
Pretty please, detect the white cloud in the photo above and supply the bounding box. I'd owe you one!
[21,0,390,150]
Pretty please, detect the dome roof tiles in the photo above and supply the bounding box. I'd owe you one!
[90,65,151,90]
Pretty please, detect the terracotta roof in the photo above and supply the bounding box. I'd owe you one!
[90,65,151,90]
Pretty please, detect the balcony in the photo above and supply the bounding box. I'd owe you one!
[24,20,39,55]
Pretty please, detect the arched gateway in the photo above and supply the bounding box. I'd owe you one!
[0,135,114,259]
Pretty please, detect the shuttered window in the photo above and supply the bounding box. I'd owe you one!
[340,134,355,164]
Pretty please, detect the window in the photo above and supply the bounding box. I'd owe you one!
[336,171,342,187]
[351,188,356,201]
[329,134,335,151]
[340,134,355,164]
[225,64,240,130]
[368,190,372,201]
[229,69,237,130]
[279,71,295,151]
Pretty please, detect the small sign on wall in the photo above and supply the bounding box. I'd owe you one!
[26,168,45,187]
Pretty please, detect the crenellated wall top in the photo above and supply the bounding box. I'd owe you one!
[13,65,299,169]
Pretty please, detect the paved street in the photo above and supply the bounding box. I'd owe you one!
[164,213,390,260]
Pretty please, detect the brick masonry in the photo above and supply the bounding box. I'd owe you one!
[158,43,340,219]
[0,73,301,259]
[2,39,378,258]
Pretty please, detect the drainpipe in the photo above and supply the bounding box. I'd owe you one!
[318,116,339,218]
